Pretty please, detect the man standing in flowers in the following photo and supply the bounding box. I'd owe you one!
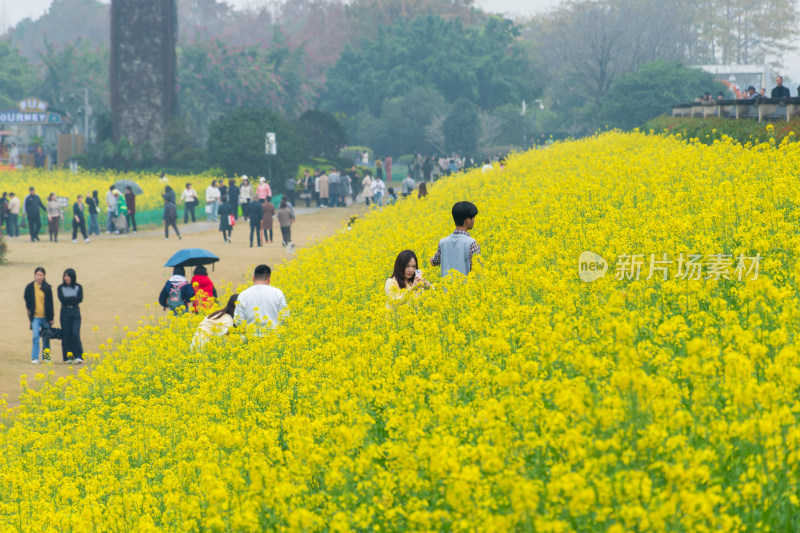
[234,264,288,331]
[431,201,480,276]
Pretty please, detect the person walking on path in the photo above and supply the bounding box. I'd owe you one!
[328,169,341,208]
[285,175,297,207]
[86,190,100,235]
[361,173,374,206]
[113,189,128,233]
[375,158,383,180]
[302,170,314,207]
[7,192,20,237]
[218,195,233,243]
[205,180,220,222]
[24,267,53,363]
[105,185,117,234]
[162,184,176,205]
[248,197,263,247]
[256,177,272,202]
[159,266,195,314]
[191,294,239,351]
[238,176,252,220]
[371,176,385,207]
[125,187,137,233]
[262,198,275,244]
[430,201,480,277]
[57,268,84,363]
[46,192,61,242]
[25,187,46,241]
[189,264,217,313]
[234,264,288,332]
[164,197,181,240]
[385,156,393,183]
[277,198,295,247]
[227,179,240,220]
[72,195,90,243]
[318,172,329,207]
[180,183,198,223]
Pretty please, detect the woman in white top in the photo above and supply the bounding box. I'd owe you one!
[371,176,386,207]
[361,173,374,206]
[191,294,238,351]
[46,193,61,242]
[385,250,428,308]
[238,176,252,219]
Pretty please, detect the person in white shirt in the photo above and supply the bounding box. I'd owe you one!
[179,183,198,223]
[205,180,220,222]
[234,264,289,332]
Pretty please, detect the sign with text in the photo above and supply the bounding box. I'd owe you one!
[0,97,64,125]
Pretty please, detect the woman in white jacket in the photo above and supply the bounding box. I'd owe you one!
[238,176,252,220]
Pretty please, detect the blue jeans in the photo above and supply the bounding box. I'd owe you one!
[374,191,383,206]
[31,317,51,361]
[89,213,100,235]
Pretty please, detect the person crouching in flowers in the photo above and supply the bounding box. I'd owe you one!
[191,294,238,351]
[385,250,429,308]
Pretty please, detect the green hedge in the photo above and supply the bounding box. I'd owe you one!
[643,116,800,146]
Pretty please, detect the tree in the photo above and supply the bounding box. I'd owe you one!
[295,110,347,158]
[692,0,798,66]
[598,61,726,130]
[177,34,313,143]
[351,87,446,156]
[0,39,36,108]
[443,99,479,155]
[321,15,537,117]
[35,37,110,117]
[207,107,308,192]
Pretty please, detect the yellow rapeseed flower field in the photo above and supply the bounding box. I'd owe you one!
[2,131,800,531]
[0,169,216,212]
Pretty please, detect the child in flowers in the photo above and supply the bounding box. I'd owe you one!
[191,294,238,350]
[430,201,480,276]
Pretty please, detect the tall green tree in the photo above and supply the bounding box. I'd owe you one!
[177,34,314,142]
[207,108,308,192]
[295,110,347,158]
[321,15,537,117]
[443,99,480,155]
[0,39,36,108]
[598,61,726,131]
[35,37,110,117]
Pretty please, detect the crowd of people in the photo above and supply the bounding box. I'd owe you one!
[696,75,799,102]
[19,199,480,363]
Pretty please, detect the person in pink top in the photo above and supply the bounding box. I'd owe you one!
[256,177,271,201]
[385,156,393,183]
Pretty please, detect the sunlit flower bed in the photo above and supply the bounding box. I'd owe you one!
[2,132,800,531]
[0,169,218,212]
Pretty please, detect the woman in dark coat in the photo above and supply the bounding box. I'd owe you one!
[57,268,84,363]
[23,267,54,363]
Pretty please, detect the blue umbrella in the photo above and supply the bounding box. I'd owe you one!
[164,248,220,268]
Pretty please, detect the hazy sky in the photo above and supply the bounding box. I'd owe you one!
[0,0,561,31]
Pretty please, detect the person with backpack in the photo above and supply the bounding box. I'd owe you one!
[158,266,195,314]
[164,197,181,240]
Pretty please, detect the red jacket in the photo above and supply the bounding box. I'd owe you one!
[190,274,216,311]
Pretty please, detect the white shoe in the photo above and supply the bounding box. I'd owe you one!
[31,360,39,364]
[74,359,84,364]
[85,238,90,243]
[72,239,77,243]
[133,231,137,234]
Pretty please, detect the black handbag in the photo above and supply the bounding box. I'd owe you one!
[41,327,62,340]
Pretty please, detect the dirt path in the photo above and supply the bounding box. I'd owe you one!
[0,204,366,408]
